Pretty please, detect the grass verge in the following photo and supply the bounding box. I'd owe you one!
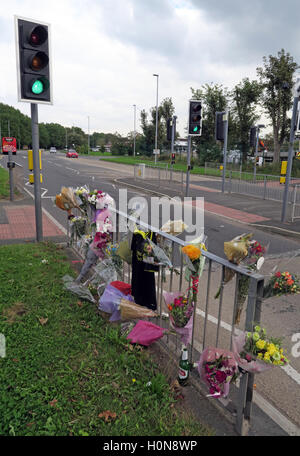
[0,242,213,437]
[0,167,10,198]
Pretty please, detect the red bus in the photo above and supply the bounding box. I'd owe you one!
[2,137,17,155]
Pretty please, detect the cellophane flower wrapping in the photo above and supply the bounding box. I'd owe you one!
[232,332,274,374]
[126,320,166,346]
[163,291,194,346]
[197,348,239,398]
[233,240,268,324]
[119,298,157,320]
[62,274,96,303]
[98,283,134,321]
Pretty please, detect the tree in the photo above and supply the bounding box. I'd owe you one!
[257,49,299,162]
[231,78,262,162]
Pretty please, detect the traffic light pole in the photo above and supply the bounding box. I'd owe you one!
[186,135,191,197]
[253,128,259,181]
[8,148,14,202]
[221,109,229,193]
[281,96,299,222]
[171,115,177,165]
[31,103,43,242]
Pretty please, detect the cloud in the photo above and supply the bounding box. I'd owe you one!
[1,0,299,138]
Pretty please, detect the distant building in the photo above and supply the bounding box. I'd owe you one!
[174,138,197,158]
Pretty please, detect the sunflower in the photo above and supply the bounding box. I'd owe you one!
[182,245,201,261]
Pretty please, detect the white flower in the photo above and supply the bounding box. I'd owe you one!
[41,259,49,264]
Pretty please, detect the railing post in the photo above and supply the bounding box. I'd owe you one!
[158,168,161,187]
[229,170,232,193]
[291,185,297,222]
[235,276,264,435]
[263,175,267,200]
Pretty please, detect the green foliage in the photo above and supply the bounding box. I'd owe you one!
[230,78,262,162]
[0,242,212,436]
[257,49,299,162]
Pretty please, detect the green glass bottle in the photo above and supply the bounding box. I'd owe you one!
[178,347,190,386]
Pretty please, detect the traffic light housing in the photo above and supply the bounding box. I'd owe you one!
[188,100,202,136]
[15,16,52,104]
[249,126,257,147]
[171,152,175,164]
[215,112,225,141]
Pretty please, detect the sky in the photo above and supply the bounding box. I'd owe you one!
[1,0,300,138]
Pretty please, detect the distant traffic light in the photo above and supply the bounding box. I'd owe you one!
[215,112,225,141]
[15,16,52,104]
[171,152,175,164]
[188,100,202,136]
[167,118,172,141]
[249,126,257,147]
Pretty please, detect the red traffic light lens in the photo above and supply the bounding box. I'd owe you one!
[29,25,48,46]
[192,103,201,112]
[30,51,49,71]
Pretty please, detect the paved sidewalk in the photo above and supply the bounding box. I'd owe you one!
[0,193,67,245]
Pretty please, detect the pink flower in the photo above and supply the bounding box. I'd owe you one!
[215,371,227,383]
[245,354,252,362]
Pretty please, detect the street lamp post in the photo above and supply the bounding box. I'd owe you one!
[133,104,136,157]
[87,116,90,154]
[153,74,159,164]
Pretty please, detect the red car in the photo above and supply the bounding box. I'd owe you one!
[66,149,78,158]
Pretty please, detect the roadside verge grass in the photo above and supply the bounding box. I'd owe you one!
[0,167,9,198]
[0,242,213,437]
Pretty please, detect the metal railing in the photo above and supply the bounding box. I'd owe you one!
[134,163,186,194]
[291,184,300,222]
[67,205,265,435]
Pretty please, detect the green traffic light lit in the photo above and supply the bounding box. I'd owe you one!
[193,126,199,132]
[31,79,44,94]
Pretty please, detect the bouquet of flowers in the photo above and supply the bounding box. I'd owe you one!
[75,186,90,214]
[232,325,289,374]
[182,238,206,302]
[163,291,194,345]
[105,242,123,274]
[215,233,252,300]
[55,186,81,214]
[196,348,239,398]
[263,271,300,298]
[69,215,88,240]
[233,239,267,324]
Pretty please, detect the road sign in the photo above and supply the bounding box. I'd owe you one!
[153,149,160,155]
[296,151,300,160]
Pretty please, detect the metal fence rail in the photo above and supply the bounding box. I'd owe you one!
[67,205,265,435]
[292,185,300,222]
[134,163,186,193]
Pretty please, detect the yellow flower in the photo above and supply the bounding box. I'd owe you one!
[264,352,270,361]
[182,245,201,261]
[257,353,263,359]
[272,351,281,361]
[132,378,136,383]
[256,339,266,350]
[266,343,276,356]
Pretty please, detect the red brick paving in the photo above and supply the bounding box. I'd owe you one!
[0,206,64,240]
[185,199,270,223]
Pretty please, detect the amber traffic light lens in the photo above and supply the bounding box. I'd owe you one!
[30,52,49,71]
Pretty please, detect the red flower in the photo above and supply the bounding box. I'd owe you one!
[275,271,281,278]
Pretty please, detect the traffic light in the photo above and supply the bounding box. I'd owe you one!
[249,126,257,147]
[167,118,172,141]
[188,100,202,136]
[215,112,225,141]
[15,16,52,104]
[171,152,175,164]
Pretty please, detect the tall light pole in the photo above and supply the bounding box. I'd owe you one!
[153,73,159,164]
[133,104,136,157]
[87,116,90,154]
